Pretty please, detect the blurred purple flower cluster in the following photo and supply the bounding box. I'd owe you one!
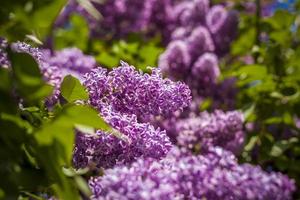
[159,2,238,111]
[169,110,244,154]
[89,147,295,200]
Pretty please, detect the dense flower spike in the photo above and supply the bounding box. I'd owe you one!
[58,0,156,38]
[11,42,44,63]
[154,2,238,111]
[74,61,191,168]
[84,61,191,118]
[42,48,97,81]
[190,52,219,86]
[174,0,209,27]
[175,110,245,153]
[89,147,295,200]
[187,26,215,58]
[158,41,191,79]
[73,109,172,169]
[206,5,238,56]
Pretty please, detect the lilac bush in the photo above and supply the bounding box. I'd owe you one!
[1,0,297,198]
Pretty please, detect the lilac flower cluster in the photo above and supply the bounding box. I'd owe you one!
[42,48,96,81]
[88,147,295,200]
[60,0,236,45]
[158,4,238,109]
[73,110,172,169]
[174,110,245,153]
[73,61,191,168]
[83,61,191,118]
[58,0,155,38]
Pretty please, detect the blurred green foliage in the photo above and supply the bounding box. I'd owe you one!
[0,0,67,42]
[92,38,164,71]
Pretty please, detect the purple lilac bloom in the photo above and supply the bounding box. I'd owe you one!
[67,0,156,38]
[74,61,191,169]
[156,2,238,110]
[174,0,209,27]
[11,42,44,63]
[84,61,191,118]
[42,48,97,81]
[206,5,239,56]
[190,52,220,86]
[73,108,172,169]
[164,110,245,154]
[186,26,215,58]
[148,0,177,43]
[158,41,191,80]
[89,146,295,200]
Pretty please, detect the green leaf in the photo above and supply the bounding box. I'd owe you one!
[243,103,256,121]
[77,0,102,21]
[9,51,53,103]
[199,98,212,111]
[0,0,67,41]
[35,105,111,163]
[138,42,164,70]
[61,75,89,102]
[244,136,259,151]
[270,138,299,157]
[231,28,255,56]
[236,65,267,80]
[264,10,294,30]
[96,52,119,68]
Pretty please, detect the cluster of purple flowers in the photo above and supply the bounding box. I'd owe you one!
[158,2,238,110]
[73,61,191,169]
[83,61,191,117]
[171,110,244,154]
[150,1,241,154]
[59,0,236,45]
[58,0,155,39]
[89,146,295,200]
